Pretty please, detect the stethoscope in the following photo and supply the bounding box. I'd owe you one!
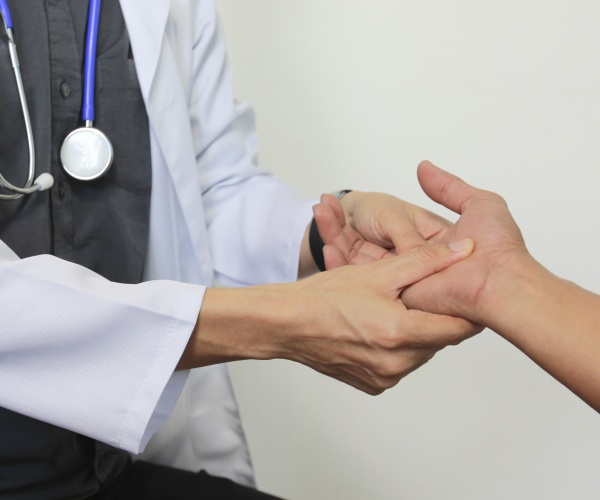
[0,0,113,200]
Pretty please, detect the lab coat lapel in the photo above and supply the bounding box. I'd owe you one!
[120,0,214,283]
[119,0,168,101]
[117,2,254,482]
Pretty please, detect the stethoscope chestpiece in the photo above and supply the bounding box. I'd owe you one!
[60,125,113,181]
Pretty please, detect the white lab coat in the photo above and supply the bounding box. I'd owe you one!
[0,0,314,488]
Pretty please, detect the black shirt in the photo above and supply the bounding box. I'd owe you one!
[0,0,152,497]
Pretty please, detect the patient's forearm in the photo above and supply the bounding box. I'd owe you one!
[483,257,600,412]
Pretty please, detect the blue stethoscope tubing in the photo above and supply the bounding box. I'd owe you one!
[61,0,113,182]
[0,0,107,199]
[0,1,12,29]
[83,0,101,124]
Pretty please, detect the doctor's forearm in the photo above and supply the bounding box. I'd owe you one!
[176,286,302,370]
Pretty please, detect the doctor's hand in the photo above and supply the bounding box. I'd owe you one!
[311,191,453,271]
[401,161,530,324]
[179,239,477,395]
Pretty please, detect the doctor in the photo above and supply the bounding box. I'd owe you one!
[0,0,478,498]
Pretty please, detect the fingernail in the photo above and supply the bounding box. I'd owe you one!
[449,238,474,252]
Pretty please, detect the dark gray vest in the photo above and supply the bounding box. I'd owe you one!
[0,0,152,497]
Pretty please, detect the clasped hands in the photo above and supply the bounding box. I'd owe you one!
[188,161,528,398]
[298,160,528,394]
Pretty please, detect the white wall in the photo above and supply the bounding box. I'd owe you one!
[216,1,600,498]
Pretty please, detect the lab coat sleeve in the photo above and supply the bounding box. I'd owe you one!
[0,239,204,454]
[189,3,316,287]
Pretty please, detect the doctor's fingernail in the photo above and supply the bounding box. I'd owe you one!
[448,238,474,253]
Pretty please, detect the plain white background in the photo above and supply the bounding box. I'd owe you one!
[217,1,600,498]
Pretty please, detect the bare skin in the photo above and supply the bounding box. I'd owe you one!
[178,238,476,395]
[402,161,600,412]
[314,160,600,411]
[299,191,453,277]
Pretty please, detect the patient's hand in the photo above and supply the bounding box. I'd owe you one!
[401,161,530,324]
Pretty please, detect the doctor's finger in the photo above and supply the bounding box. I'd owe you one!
[324,241,393,269]
[320,193,346,227]
[395,309,480,348]
[314,202,365,263]
[388,204,454,255]
[313,202,346,245]
[314,348,438,395]
[323,244,349,269]
[388,222,430,255]
[382,238,474,291]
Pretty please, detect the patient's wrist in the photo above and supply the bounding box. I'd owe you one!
[479,254,555,337]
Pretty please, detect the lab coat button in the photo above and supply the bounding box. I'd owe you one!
[60,82,72,98]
